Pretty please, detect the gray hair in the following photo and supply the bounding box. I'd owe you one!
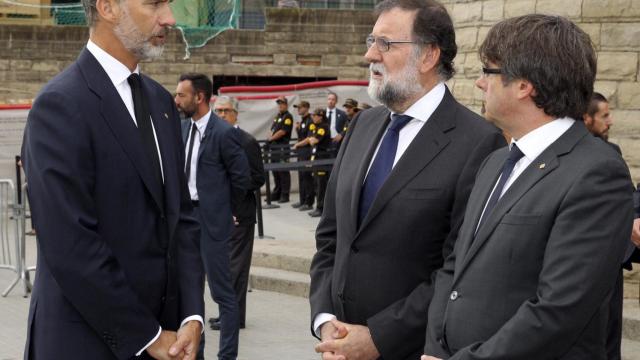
[81,0,99,27]
[214,95,238,111]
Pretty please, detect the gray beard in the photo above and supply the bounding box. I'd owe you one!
[113,9,164,61]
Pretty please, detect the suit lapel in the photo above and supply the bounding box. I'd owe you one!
[142,77,180,237]
[455,122,589,280]
[181,120,190,146]
[197,113,215,161]
[355,91,456,235]
[78,49,164,214]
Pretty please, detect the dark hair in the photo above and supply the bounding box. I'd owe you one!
[178,73,213,103]
[327,91,338,100]
[586,92,608,118]
[479,14,596,121]
[81,0,98,27]
[375,0,457,80]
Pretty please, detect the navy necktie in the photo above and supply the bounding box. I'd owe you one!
[477,144,524,230]
[358,114,413,225]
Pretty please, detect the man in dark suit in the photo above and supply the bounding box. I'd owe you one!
[211,95,266,330]
[175,74,250,360]
[423,14,634,360]
[310,1,505,359]
[21,0,204,359]
[326,92,349,151]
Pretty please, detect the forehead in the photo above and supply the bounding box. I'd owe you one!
[596,101,609,114]
[214,102,233,108]
[372,8,417,38]
[327,94,337,99]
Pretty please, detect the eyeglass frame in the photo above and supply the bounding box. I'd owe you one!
[214,108,237,114]
[481,67,503,77]
[366,34,415,53]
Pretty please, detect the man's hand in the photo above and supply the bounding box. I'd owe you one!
[147,330,183,360]
[332,134,343,143]
[421,356,442,360]
[169,320,202,360]
[315,319,380,360]
[631,218,640,247]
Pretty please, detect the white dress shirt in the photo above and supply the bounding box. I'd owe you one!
[86,40,203,356]
[327,107,338,137]
[475,117,575,233]
[313,82,446,336]
[185,110,212,200]
[86,40,164,182]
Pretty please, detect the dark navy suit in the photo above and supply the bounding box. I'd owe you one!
[181,114,250,360]
[21,48,204,359]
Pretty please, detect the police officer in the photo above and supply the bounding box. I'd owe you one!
[294,108,331,218]
[292,100,314,211]
[340,98,360,139]
[267,95,293,203]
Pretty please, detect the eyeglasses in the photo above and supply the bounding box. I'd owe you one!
[366,35,414,53]
[214,108,236,114]
[481,67,503,77]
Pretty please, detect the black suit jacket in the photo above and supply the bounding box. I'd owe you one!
[181,114,250,241]
[425,121,634,359]
[309,87,506,359]
[330,108,348,138]
[22,49,203,359]
[233,127,265,225]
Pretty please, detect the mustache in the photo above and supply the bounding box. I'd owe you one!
[369,63,385,74]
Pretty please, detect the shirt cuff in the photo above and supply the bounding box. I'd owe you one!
[181,315,205,334]
[136,326,161,356]
[313,313,337,338]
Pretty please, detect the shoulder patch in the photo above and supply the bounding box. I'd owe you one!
[285,118,292,126]
[318,128,325,136]
[309,124,316,131]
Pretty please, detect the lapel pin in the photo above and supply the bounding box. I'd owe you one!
[163,113,168,119]
[539,163,546,169]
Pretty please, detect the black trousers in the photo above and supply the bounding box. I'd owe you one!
[229,223,255,327]
[314,170,329,210]
[606,269,623,360]
[299,169,315,206]
[271,170,290,200]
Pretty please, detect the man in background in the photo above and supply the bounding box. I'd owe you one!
[267,96,293,203]
[175,74,251,360]
[292,100,315,211]
[211,95,266,331]
[326,92,349,149]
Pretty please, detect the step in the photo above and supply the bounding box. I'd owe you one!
[250,266,310,299]
[624,299,640,342]
[622,338,640,360]
[252,251,311,274]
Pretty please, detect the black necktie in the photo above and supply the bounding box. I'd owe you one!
[127,73,163,192]
[358,114,413,225]
[184,123,197,182]
[477,144,524,230]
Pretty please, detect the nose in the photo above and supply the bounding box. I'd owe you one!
[160,2,176,27]
[475,76,487,91]
[364,44,381,64]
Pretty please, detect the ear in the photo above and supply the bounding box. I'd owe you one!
[419,45,440,75]
[583,114,594,127]
[514,79,535,101]
[95,0,121,24]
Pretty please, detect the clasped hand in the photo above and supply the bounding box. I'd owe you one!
[315,319,380,360]
[147,321,202,360]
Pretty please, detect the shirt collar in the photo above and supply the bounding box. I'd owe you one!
[511,117,575,161]
[191,109,212,133]
[392,82,446,123]
[86,40,139,88]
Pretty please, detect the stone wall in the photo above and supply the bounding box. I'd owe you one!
[0,1,639,178]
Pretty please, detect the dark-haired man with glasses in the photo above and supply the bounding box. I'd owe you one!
[309,1,505,359]
[423,14,633,360]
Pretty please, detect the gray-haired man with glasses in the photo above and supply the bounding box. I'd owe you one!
[309,0,505,359]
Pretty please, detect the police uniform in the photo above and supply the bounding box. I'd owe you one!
[311,121,331,212]
[296,113,315,208]
[269,110,293,202]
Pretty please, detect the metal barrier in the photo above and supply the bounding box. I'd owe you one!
[0,181,33,297]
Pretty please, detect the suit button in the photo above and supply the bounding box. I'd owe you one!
[450,291,459,301]
[350,245,359,253]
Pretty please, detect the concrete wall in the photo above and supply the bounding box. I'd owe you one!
[0,1,639,178]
